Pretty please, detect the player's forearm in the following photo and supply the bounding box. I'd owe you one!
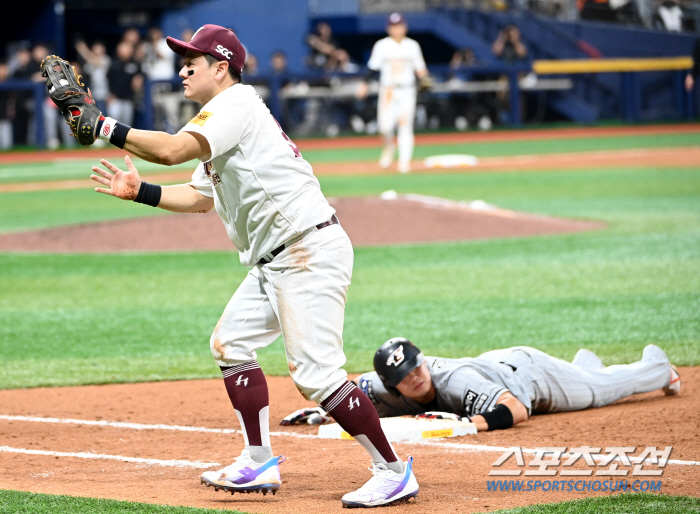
[470,394,528,431]
[122,129,191,166]
[157,184,214,213]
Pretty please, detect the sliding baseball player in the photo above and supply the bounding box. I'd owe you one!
[283,339,680,431]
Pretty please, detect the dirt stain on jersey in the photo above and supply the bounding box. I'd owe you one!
[288,362,297,374]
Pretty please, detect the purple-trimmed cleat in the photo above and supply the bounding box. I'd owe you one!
[341,456,419,508]
[200,450,284,496]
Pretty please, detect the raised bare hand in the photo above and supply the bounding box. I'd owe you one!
[91,155,142,200]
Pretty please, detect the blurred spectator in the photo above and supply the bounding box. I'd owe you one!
[445,47,493,131]
[144,28,176,80]
[271,51,288,74]
[243,53,260,77]
[122,28,141,47]
[75,39,111,113]
[180,27,195,43]
[492,27,528,124]
[654,0,684,30]
[331,49,360,73]
[306,22,339,70]
[449,47,477,74]
[492,25,528,63]
[0,61,13,149]
[10,45,37,145]
[143,27,179,132]
[107,41,143,127]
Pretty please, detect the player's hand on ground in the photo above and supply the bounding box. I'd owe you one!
[416,411,467,422]
[280,406,331,426]
[91,155,142,200]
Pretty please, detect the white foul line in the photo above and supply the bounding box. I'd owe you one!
[0,446,218,469]
[0,414,315,440]
[2,414,698,467]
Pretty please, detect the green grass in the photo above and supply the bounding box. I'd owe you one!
[0,163,698,387]
[492,493,700,513]
[301,132,700,163]
[0,489,244,514]
[0,490,698,514]
[0,156,196,185]
[1,131,697,185]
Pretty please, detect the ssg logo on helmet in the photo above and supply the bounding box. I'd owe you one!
[386,345,405,366]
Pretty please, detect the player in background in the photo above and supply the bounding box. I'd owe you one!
[283,339,680,431]
[52,24,418,508]
[358,13,428,173]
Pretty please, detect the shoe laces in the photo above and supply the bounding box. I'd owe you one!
[221,449,254,473]
[356,463,398,492]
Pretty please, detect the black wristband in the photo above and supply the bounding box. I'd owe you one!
[134,182,162,207]
[110,122,131,149]
[481,404,514,431]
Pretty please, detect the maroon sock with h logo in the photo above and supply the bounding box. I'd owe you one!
[321,381,402,469]
[220,361,271,462]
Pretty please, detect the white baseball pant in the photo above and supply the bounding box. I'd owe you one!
[377,85,416,166]
[490,346,673,413]
[210,223,353,403]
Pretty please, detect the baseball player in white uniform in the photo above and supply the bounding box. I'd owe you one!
[359,13,428,173]
[283,339,680,432]
[83,24,418,508]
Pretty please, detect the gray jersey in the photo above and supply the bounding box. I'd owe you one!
[357,346,673,418]
[357,353,533,418]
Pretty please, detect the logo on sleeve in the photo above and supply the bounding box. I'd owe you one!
[203,161,221,187]
[386,345,405,366]
[189,111,213,126]
[464,389,478,415]
[474,393,489,414]
[360,378,379,405]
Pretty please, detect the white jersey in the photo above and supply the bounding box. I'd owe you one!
[367,36,426,88]
[182,84,335,266]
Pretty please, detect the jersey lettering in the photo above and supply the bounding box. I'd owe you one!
[215,44,233,59]
[272,118,301,158]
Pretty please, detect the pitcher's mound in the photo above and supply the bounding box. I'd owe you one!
[0,194,603,253]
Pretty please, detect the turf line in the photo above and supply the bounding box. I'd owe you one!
[0,445,219,468]
[2,414,698,467]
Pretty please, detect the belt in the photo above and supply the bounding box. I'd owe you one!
[257,215,339,265]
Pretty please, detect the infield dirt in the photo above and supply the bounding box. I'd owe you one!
[0,370,698,514]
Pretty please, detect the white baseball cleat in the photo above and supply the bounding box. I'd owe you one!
[200,449,284,496]
[571,349,604,369]
[663,366,681,396]
[379,145,395,169]
[341,456,419,508]
[397,161,411,173]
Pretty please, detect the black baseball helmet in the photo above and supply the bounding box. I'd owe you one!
[373,337,424,392]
